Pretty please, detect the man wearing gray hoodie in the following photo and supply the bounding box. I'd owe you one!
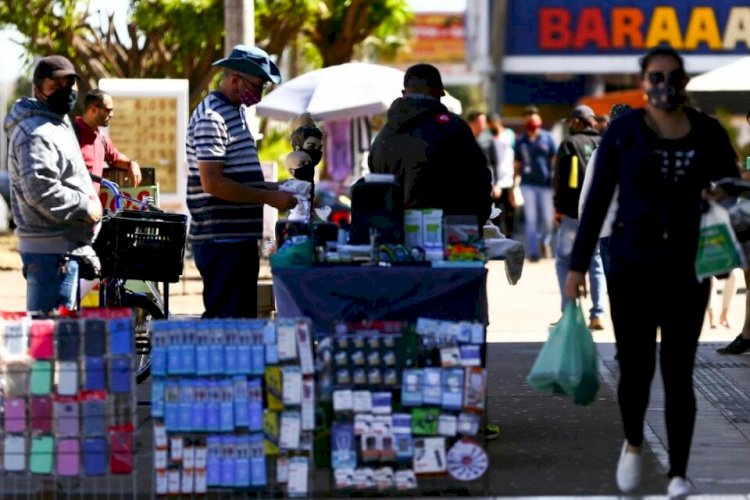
[4,55,102,312]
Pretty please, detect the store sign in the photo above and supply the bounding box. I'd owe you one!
[394,12,467,64]
[505,1,750,73]
[98,79,189,212]
[508,2,750,54]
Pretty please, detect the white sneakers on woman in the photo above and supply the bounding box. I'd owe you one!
[616,439,695,497]
[616,440,643,492]
[667,476,694,497]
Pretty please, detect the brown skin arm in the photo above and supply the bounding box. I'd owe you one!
[198,161,297,211]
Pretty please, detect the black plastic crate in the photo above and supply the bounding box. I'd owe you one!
[94,210,188,283]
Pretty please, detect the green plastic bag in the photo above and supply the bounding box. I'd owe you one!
[695,200,745,281]
[269,238,314,268]
[526,301,599,405]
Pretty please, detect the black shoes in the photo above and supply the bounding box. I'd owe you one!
[717,334,750,355]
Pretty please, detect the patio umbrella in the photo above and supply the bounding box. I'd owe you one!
[256,62,462,122]
[686,56,750,113]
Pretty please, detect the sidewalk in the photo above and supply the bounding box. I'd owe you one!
[1,257,750,495]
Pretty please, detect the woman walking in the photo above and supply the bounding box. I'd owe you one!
[565,46,740,496]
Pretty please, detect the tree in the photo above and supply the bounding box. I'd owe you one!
[307,0,411,67]
[0,0,411,106]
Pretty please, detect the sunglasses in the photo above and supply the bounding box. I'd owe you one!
[236,74,268,93]
[97,104,114,114]
[646,69,686,85]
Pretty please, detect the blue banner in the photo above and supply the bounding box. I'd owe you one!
[506,1,750,55]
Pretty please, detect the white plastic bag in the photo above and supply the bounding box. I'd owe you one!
[695,200,746,281]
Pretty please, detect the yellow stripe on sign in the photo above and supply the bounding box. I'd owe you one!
[568,155,578,188]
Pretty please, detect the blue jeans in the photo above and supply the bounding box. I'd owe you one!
[20,253,79,312]
[520,184,554,259]
[599,236,611,279]
[555,216,606,320]
[192,239,260,318]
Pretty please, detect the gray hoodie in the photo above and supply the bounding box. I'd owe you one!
[4,98,98,253]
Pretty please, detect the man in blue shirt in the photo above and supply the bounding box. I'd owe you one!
[514,105,557,261]
[186,45,297,318]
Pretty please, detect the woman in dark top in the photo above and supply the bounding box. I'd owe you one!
[564,47,740,497]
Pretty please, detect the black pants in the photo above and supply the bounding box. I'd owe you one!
[608,268,709,479]
[192,239,260,318]
[492,188,516,236]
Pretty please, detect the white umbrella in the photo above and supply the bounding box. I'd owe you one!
[256,62,462,121]
[686,56,750,92]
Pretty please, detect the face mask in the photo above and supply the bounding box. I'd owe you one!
[525,120,541,133]
[239,88,262,107]
[301,148,322,168]
[45,87,78,115]
[647,85,686,112]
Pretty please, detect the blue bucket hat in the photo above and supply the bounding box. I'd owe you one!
[212,45,282,84]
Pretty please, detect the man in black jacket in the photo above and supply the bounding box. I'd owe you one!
[368,64,492,228]
[553,105,605,329]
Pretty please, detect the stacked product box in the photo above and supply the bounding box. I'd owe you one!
[324,318,489,491]
[0,309,136,478]
[150,317,314,497]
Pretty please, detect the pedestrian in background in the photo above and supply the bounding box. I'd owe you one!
[578,103,633,279]
[489,112,517,236]
[715,109,750,355]
[565,46,740,496]
[552,105,603,329]
[514,105,557,261]
[186,45,297,318]
[594,114,610,133]
[75,89,142,191]
[3,55,102,312]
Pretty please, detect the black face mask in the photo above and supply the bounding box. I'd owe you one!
[45,87,78,115]
[647,85,686,112]
[301,148,323,168]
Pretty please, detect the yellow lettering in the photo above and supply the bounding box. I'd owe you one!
[645,7,683,49]
[723,7,750,49]
[683,7,722,49]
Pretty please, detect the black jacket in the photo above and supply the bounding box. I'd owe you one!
[571,107,740,275]
[368,97,492,224]
[553,127,600,218]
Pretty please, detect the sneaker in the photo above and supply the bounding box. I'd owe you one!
[716,334,750,354]
[588,317,604,330]
[616,440,642,493]
[667,476,694,497]
[483,424,500,441]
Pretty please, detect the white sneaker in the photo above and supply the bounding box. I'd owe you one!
[667,476,694,497]
[616,440,642,493]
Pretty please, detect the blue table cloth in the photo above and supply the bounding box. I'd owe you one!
[272,265,488,332]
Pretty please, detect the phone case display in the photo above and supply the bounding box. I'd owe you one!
[0,309,136,479]
[328,318,489,491]
[150,318,314,497]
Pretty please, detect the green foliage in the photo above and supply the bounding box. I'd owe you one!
[258,128,294,182]
[307,0,411,66]
[0,0,412,107]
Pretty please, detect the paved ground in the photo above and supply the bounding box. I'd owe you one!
[1,254,750,497]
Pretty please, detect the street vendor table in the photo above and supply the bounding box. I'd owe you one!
[272,265,488,332]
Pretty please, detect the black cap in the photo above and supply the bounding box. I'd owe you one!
[571,104,595,122]
[404,63,444,94]
[33,55,80,83]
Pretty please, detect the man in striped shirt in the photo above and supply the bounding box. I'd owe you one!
[186,45,297,318]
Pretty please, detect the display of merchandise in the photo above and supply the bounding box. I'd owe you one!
[149,317,314,497]
[327,318,489,492]
[0,309,137,478]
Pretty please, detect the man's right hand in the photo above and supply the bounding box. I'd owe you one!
[266,190,298,211]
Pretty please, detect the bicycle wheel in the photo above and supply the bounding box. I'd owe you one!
[121,291,164,384]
